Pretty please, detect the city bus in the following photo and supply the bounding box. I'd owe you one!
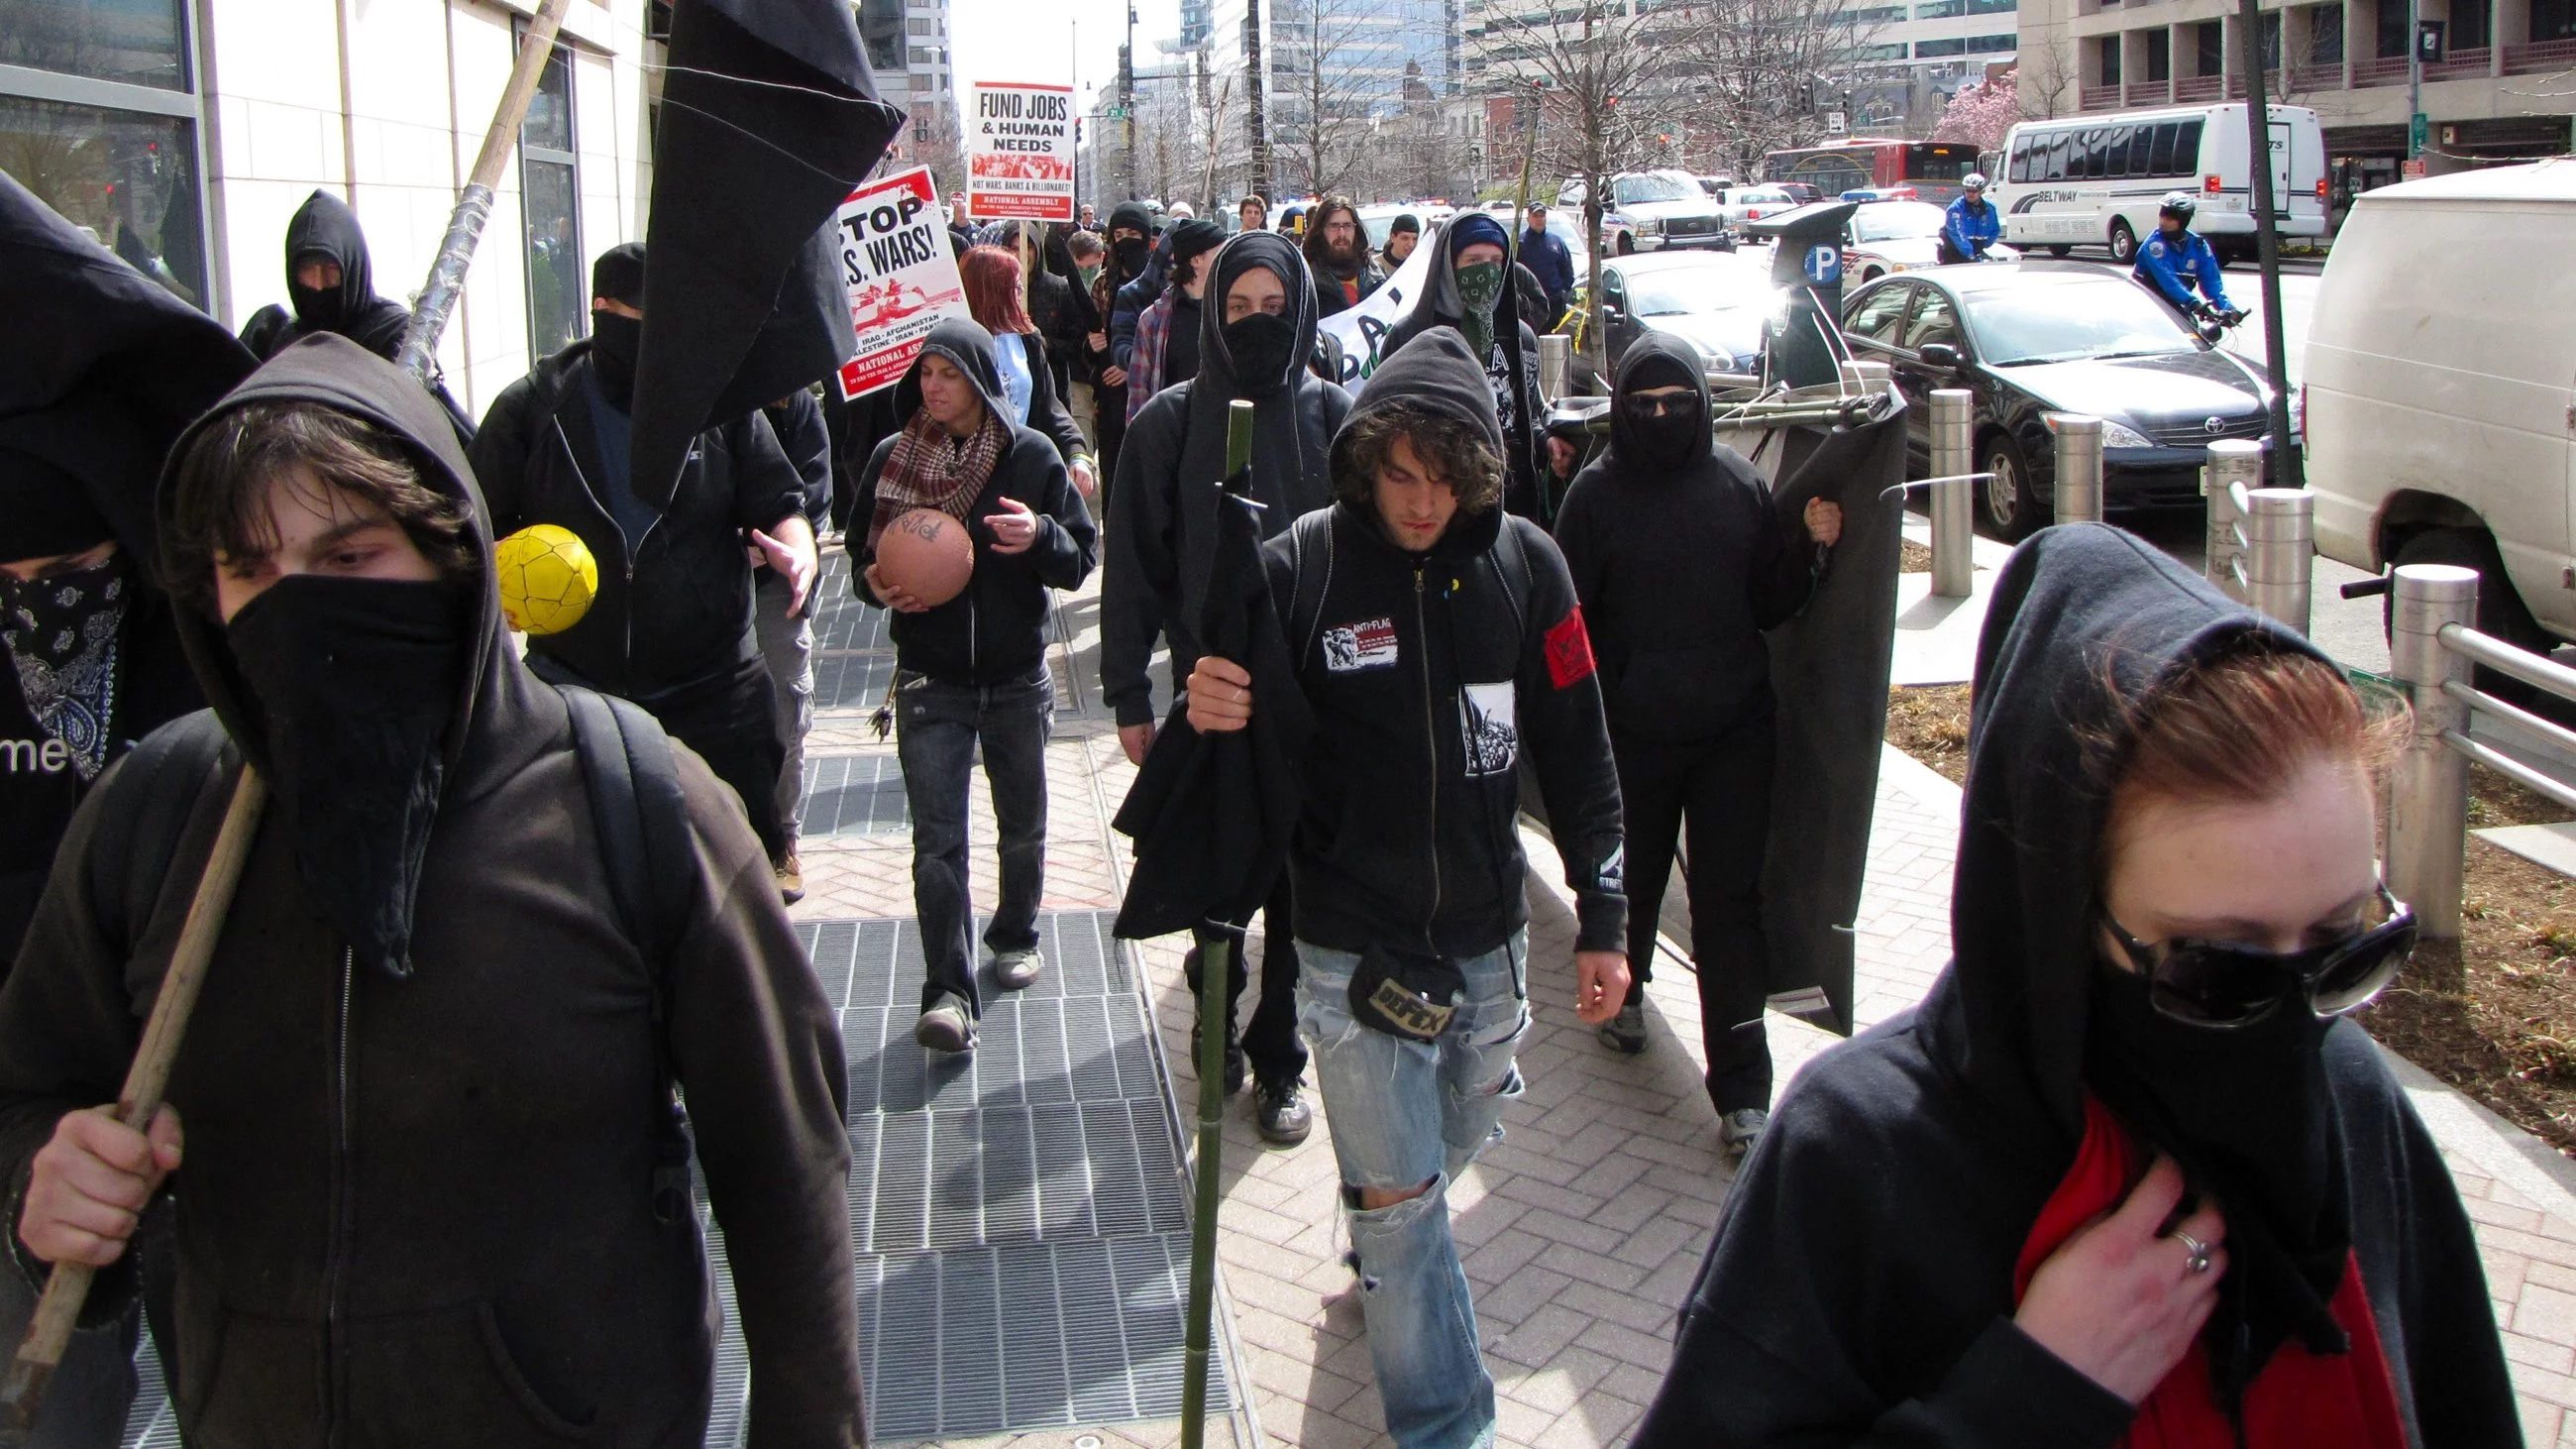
[1762,140,1985,203]
[1990,103,2328,264]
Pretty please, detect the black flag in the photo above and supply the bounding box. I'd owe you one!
[630,0,904,506]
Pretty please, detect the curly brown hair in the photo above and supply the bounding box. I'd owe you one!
[1333,399,1506,515]
[165,400,478,617]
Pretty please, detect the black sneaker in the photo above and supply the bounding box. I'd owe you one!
[914,992,976,1054]
[1597,999,1647,1055]
[1189,1023,1248,1095]
[1254,1077,1313,1145]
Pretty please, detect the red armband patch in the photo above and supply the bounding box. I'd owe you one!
[1545,607,1596,689]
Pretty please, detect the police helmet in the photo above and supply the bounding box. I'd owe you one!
[1963,172,1988,190]
[2158,190,2199,223]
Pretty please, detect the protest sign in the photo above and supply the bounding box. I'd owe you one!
[832,166,973,400]
[966,81,1077,221]
[1317,217,1441,398]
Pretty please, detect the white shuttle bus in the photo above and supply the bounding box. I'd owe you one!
[1991,103,2328,265]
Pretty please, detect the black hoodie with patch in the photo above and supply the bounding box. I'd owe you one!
[852,318,1098,684]
[1633,525,2519,1448]
[0,334,863,1445]
[1260,327,1626,958]
[1104,231,1352,726]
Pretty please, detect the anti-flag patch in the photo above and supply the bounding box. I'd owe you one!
[1322,616,1400,673]
[1545,607,1596,689]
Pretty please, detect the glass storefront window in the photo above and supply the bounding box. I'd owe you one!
[0,0,190,91]
[519,39,582,358]
[0,93,205,305]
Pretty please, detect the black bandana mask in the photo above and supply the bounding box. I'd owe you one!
[589,311,641,408]
[1222,312,1298,394]
[1,552,131,781]
[1113,236,1150,275]
[1617,393,1707,472]
[226,573,473,979]
[2086,958,2352,1406]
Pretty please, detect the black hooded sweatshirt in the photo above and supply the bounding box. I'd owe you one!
[0,334,864,1445]
[1633,525,2520,1448]
[247,190,474,438]
[852,318,1098,684]
[1258,328,1626,958]
[1380,218,1548,520]
[1552,333,1819,745]
[1104,232,1353,727]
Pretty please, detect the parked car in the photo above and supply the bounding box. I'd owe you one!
[1695,173,1739,198]
[1839,262,2274,539]
[1842,200,2020,281]
[2307,158,2576,652]
[1569,251,1783,394]
[1557,171,1729,253]
[1776,181,1824,204]
[1715,184,1799,232]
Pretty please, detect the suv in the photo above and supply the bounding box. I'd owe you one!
[1557,171,1728,254]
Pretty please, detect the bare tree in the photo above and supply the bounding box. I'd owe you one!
[1272,0,1397,198]
[1668,0,1893,180]
[2016,29,2080,119]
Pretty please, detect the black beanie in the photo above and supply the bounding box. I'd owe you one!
[590,242,646,306]
[1390,213,1422,237]
[1168,218,1226,268]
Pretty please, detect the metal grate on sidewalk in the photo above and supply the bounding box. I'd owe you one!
[800,754,912,836]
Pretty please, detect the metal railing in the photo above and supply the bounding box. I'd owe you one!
[2384,564,2576,938]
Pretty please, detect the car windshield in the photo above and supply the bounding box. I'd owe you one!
[1969,280,2200,365]
[1850,202,1945,243]
[1614,173,1697,204]
[1625,262,1772,316]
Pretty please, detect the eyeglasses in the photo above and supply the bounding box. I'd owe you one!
[2100,884,2416,1029]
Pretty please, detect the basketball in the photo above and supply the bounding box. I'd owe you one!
[493,523,598,635]
[875,507,975,608]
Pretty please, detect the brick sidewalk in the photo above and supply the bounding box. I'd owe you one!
[803,566,2576,1447]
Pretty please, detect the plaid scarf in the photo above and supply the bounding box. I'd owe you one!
[867,405,1009,551]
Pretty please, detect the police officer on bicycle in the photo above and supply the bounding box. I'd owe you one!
[1938,173,2001,265]
[2134,191,2243,334]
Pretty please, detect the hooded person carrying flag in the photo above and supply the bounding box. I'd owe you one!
[0,334,865,1444]
[1103,230,1350,1144]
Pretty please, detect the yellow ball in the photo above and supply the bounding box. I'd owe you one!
[494,523,598,635]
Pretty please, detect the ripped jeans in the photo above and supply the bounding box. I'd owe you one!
[1296,933,1529,1449]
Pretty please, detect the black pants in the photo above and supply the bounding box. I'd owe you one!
[1184,869,1308,1088]
[533,650,788,863]
[1617,714,1775,1115]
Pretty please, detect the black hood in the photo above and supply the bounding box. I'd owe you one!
[1920,523,2333,1139]
[282,189,408,350]
[891,316,1010,424]
[0,169,256,565]
[1335,324,1502,466]
[1605,331,1709,468]
[1199,231,1318,398]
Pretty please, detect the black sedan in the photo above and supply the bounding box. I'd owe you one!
[1572,251,1783,394]
[1838,262,2274,538]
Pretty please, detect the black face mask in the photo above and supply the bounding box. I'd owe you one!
[227,573,474,979]
[1113,236,1149,276]
[0,550,131,781]
[2086,958,2352,1405]
[589,311,641,408]
[288,258,345,332]
[1617,392,1707,472]
[1222,311,1298,394]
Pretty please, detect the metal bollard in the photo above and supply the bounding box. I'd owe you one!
[2051,415,2103,525]
[1538,334,1571,404]
[1929,389,1974,600]
[2387,563,2479,940]
[2203,439,2263,605]
[2241,488,2315,634]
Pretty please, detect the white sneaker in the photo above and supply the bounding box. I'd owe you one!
[1720,1107,1770,1161]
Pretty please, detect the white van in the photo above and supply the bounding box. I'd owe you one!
[2306,158,2576,647]
[1992,103,2328,265]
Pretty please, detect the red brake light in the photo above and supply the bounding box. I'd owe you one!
[2314,177,2328,198]
[2203,173,2222,193]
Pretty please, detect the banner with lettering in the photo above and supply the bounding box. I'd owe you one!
[832,166,973,400]
[966,81,1076,222]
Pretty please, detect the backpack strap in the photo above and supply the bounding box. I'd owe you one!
[1491,515,1535,644]
[558,683,699,1224]
[1284,508,1339,671]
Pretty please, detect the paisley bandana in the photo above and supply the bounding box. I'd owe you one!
[1,554,129,780]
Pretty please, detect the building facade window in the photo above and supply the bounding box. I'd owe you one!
[2454,0,2489,49]
[2538,0,2576,39]
[2195,19,2226,72]
[2099,33,2124,79]
[518,36,583,360]
[1968,32,2016,51]
[2146,26,2173,77]
[2261,10,2282,65]
[0,0,210,309]
[2377,0,2409,56]
[1915,36,1967,55]
[2309,5,2344,61]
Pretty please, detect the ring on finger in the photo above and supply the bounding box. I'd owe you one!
[2173,1230,2213,1275]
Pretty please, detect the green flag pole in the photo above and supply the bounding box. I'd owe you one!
[1181,397,1260,1448]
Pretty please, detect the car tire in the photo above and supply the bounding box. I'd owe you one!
[1616,233,1635,256]
[2384,528,2565,721]
[2047,244,2073,258]
[1860,267,1883,283]
[1981,431,2045,542]
[2107,219,2138,266]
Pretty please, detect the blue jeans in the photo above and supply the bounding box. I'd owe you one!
[895,667,1052,1015]
[1297,933,1529,1449]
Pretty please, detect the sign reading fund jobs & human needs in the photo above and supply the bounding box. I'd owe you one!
[834,166,973,399]
[967,81,1076,222]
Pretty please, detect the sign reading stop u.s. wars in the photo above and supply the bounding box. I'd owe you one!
[833,166,973,400]
[966,81,1076,222]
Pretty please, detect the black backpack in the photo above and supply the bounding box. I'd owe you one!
[98,685,700,1223]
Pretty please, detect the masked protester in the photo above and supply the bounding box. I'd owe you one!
[1090,203,1159,486]
[1102,232,1350,1144]
[1552,334,1842,1160]
[1381,215,1549,521]
[1184,326,1629,1449]
[1302,196,1385,319]
[1634,525,2519,1448]
[470,243,818,892]
[1109,205,1174,379]
[241,189,473,438]
[0,334,866,1445]
[852,319,1098,1055]
[1124,218,1228,424]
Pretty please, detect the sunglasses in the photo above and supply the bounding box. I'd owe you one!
[2100,884,2416,1029]
[1620,393,1701,417]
